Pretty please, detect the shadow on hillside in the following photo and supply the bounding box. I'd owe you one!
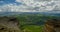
[44,19,60,32]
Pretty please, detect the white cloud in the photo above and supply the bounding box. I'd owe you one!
[0,0,60,12]
[15,0,60,12]
[0,4,39,12]
[0,4,52,12]
[16,0,53,6]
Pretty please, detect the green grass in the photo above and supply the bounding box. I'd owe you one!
[16,14,45,32]
[21,25,43,32]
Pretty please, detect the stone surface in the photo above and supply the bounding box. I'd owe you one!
[44,19,60,32]
[0,16,20,32]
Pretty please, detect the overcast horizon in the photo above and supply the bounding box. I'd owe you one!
[0,0,60,13]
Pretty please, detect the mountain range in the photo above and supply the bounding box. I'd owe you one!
[0,12,60,16]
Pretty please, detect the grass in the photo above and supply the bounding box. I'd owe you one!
[21,25,43,32]
[16,14,45,32]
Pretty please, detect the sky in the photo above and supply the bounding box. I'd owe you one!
[0,0,60,12]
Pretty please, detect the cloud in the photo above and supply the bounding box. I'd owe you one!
[16,0,60,12]
[15,0,60,12]
[0,4,38,12]
[0,4,52,12]
[0,0,60,12]
[16,0,53,6]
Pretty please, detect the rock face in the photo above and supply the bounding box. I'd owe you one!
[0,16,20,32]
[44,19,60,32]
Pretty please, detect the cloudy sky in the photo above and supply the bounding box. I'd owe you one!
[0,0,60,12]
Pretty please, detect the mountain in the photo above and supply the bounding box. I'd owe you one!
[0,12,60,16]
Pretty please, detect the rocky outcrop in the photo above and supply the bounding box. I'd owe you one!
[0,16,20,32]
[44,19,60,32]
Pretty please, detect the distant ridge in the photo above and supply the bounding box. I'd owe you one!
[0,12,60,16]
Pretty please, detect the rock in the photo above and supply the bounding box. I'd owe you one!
[0,16,21,32]
[44,19,60,32]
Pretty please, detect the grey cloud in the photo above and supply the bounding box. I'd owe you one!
[34,0,52,2]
